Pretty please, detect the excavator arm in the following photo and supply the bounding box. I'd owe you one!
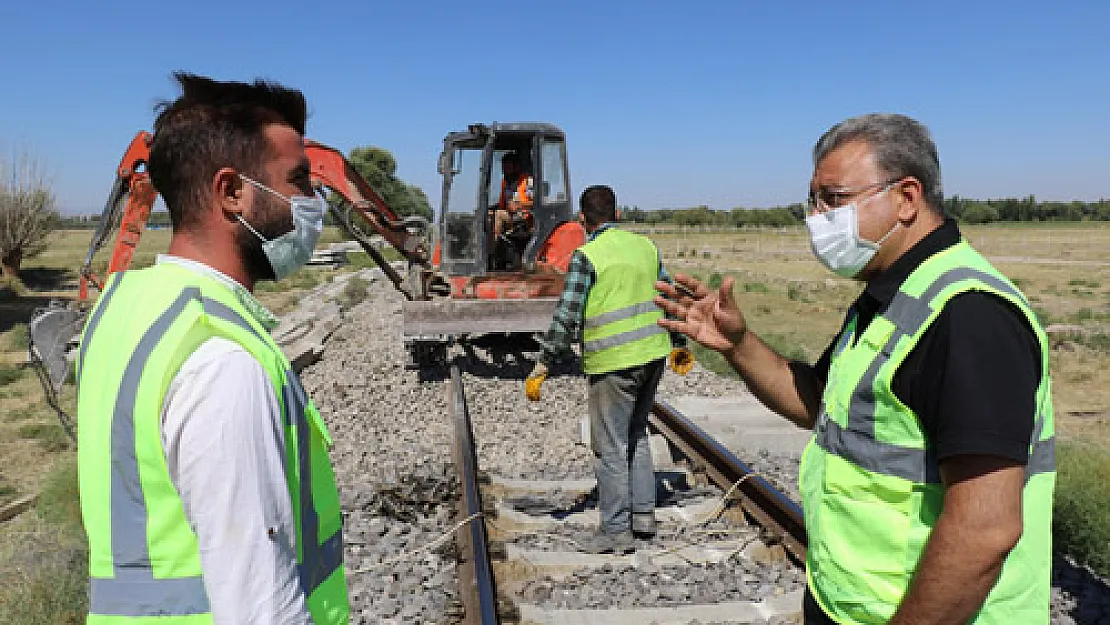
[78,130,157,300]
[29,132,446,438]
[73,134,439,302]
[303,140,448,301]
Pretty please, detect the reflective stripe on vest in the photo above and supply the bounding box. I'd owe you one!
[583,323,666,353]
[579,229,671,374]
[583,301,663,330]
[83,275,343,618]
[804,241,1055,624]
[201,297,344,594]
[582,294,667,354]
[816,266,1055,484]
[76,272,125,388]
[90,287,209,616]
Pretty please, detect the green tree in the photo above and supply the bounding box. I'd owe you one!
[619,205,647,223]
[960,201,999,224]
[344,146,432,221]
[0,150,59,277]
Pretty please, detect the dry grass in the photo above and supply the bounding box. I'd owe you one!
[0,226,353,496]
[638,222,1110,572]
[1,222,1107,611]
[0,458,86,624]
[0,226,354,622]
[634,223,1110,450]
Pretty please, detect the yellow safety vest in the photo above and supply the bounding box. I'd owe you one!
[800,240,1055,624]
[578,228,671,374]
[76,263,349,624]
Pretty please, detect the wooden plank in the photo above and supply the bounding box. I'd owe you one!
[0,494,38,524]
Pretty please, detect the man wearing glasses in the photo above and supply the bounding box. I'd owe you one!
[655,113,1054,624]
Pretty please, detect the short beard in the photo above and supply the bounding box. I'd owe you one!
[235,223,276,283]
[236,193,289,283]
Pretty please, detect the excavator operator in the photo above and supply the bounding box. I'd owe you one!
[490,152,534,268]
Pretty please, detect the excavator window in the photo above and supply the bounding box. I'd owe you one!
[443,147,483,264]
[539,140,568,204]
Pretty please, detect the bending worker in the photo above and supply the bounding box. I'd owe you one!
[526,184,695,554]
[76,73,349,623]
[656,113,1054,624]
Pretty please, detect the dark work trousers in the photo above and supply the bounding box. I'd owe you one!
[586,357,666,535]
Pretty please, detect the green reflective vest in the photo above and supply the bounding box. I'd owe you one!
[800,240,1055,624]
[77,262,350,624]
[578,228,671,374]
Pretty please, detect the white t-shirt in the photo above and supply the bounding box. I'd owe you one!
[157,255,312,624]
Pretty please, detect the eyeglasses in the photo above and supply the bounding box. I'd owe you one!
[807,178,901,213]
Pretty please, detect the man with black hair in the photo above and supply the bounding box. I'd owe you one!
[77,72,349,624]
[526,184,695,554]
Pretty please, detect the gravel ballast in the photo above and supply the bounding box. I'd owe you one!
[289,269,1108,624]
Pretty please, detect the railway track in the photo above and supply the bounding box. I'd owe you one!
[446,364,808,625]
[281,280,1107,624]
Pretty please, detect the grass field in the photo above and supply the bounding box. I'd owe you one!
[0,222,1107,620]
[636,222,1110,577]
[0,226,353,621]
[635,222,1110,448]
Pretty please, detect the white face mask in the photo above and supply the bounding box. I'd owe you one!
[238,175,325,281]
[805,188,899,279]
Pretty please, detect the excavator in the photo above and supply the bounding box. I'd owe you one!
[28,122,584,430]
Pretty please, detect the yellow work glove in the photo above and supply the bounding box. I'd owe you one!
[670,347,695,375]
[525,362,549,401]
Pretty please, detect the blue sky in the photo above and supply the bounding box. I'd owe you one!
[1,1,1107,215]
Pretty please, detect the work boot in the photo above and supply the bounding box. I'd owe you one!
[631,512,658,538]
[576,530,635,554]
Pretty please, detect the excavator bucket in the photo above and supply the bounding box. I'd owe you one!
[403,297,558,336]
[401,297,559,368]
[27,302,86,440]
[28,303,86,396]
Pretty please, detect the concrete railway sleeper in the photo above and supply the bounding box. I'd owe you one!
[446,364,808,625]
[295,286,1106,624]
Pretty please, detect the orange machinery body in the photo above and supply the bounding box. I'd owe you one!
[77,132,438,304]
[67,125,583,372]
[432,220,585,300]
[79,131,156,301]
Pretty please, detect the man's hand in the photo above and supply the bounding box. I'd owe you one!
[525,362,548,401]
[889,456,1026,625]
[669,347,695,375]
[655,274,747,354]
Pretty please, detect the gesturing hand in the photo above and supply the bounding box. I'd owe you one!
[654,274,747,354]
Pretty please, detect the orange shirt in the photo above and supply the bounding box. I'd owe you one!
[499,175,534,213]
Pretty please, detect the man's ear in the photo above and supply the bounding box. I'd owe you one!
[213,167,245,222]
[895,177,924,223]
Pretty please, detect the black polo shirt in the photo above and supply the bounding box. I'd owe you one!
[805,219,1041,623]
[814,218,1040,462]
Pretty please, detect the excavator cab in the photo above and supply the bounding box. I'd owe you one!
[402,123,585,368]
[437,122,577,277]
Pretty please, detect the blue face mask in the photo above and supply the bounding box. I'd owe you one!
[238,175,325,280]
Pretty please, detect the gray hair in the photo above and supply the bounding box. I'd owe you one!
[813,113,944,214]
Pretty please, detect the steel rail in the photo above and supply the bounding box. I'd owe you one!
[448,365,500,624]
[650,400,808,565]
